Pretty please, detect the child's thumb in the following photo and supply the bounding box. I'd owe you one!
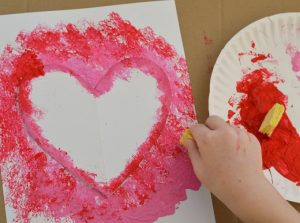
[182,139,202,178]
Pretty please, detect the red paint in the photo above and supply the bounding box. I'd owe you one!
[238,44,271,64]
[228,68,300,185]
[206,55,214,74]
[227,110,235,119]
[203,32,213,46]
[251,53,269,63]
[13,51,45,85]
[0,12,199,222]
[203,32,214,73]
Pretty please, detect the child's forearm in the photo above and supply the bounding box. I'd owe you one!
[220,173,300,223]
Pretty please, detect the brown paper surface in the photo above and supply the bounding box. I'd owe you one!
[1,0,300,222]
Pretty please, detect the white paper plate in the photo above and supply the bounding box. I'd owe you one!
[209,13,300,203]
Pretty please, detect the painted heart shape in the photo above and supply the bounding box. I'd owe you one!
[0,13,199,223]
[23,58,170,198]
[30,69,161,184]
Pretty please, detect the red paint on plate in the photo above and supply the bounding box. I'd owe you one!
[228,68,300,185]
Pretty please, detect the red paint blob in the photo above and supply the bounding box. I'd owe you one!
[229,68,300,185]
[227,110,235,119]
[251,53,269,63]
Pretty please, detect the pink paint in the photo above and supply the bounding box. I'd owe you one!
[0,13,199,222]
[291,51,300,72]
[286,43,300,72]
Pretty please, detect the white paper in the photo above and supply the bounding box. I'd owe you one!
[0,1,215,222]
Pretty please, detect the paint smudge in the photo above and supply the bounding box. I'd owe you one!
[206,55,214,74]
[286,43,300,73]
[202,32,214,74]
[0,12,199,223]
[291,51,300,72]
[203,32,213,46]
[251,54,269,63]
[238,52,271,64]
[227,110,235,119]
[237,41,273,65]
[228,41,300,185]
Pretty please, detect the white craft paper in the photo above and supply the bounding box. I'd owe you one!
[0,1,215,222]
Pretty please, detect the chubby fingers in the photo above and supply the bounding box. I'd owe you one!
[181,124,209,164]
[205,115,227,130]
[182,138,202,173]
[189,124,210,143]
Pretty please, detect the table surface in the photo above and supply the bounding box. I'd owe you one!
[1,0,300,222]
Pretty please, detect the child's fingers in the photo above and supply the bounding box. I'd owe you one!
[190,124,210,146]
[183,139,203,175]
[205,115,227,130]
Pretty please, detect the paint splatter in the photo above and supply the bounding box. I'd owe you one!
[227,110,235,119]
[202,32,214,74]
[203,32,213,46]
[206,55,214,74]
[237,41,273,65]
[0,12,199,222]
[286,43,300,73]
[251,54,269,63]
[238,52,271,64]
[291,51,300,72]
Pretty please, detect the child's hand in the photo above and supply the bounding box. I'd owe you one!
[183,116,300,223]
[184,115,263,200]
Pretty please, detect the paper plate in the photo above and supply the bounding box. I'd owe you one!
[209,13,300,203]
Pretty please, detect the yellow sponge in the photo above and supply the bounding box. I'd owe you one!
[259,103,285,137]
[179,128,194,145]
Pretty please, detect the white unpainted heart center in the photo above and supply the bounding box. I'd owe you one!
[30,69,161,182]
